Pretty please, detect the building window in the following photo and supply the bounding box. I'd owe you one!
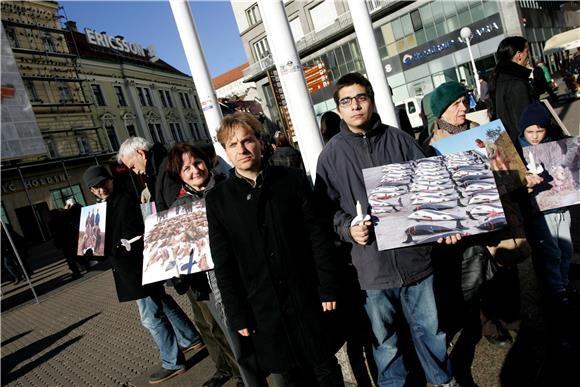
[184,93,193,109]
[77,135,91,154]
[193,95,201,111]
[144,88,154,106]
[106,125,120,151]
[169,123,184,142]
[44,136,58,158]
[159,90,174,108]
[246,4,261,26]
[24,80,38,101]
[289,18,304,42]
[193,122,200,139]
[59,81,73,102]
[165,90,174,108]
[5,28,19,48]
[148,123,165,143]
[188,123,195,140]
[126,124,136,137]
[410,10,423,32]
[42,32,56,52]
[159,90,168,107]
[50,185,86,209]
[309,0,338,32]
[253,37,270,61]
[1,202,10,225]
[91,84,106,106]
[114,86,127,106]
[137,87,153,106]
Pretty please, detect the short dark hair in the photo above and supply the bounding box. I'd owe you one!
[333,72,374,106]
[166,143,210,181]
[273,131,290,147]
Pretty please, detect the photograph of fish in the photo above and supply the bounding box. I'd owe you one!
[142,199,213,285]
[522,137,580,212]
[431,119,527,195]
[362,150,508,251]
[77,202,106,256]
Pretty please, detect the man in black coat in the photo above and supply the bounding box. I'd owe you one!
[206,112,344,387]
[82,165,203,384]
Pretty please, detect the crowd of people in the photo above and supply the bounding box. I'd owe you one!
[62,34,578,387]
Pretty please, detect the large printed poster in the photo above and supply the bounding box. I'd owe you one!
[142,200,213,285]
[77,202,107,256]
[522,137,580,212]
[363,151,507,251]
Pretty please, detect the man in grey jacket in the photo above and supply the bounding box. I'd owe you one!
[315,73,459,387]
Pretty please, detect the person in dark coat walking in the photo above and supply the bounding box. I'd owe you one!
[206,112,344,386]
[489,36,537,150]
[268,131,304,169]
[82,165,203,384]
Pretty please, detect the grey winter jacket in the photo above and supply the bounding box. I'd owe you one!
[315,113,433,289]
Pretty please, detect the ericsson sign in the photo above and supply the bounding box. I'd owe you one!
[84,28,155,59]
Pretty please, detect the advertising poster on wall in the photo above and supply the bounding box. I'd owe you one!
[363,151,507,251]
[77,202,107,256]
[142,200,213,285]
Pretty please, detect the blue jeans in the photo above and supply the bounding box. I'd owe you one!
[364,275,451,387]
[136,291,201,370]
[533,211,573,294]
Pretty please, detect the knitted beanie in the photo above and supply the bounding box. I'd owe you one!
[518,101,550,132]
[430,81,467,118]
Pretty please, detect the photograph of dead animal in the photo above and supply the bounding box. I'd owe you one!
[142,199,213,285]
[363,150,508,251]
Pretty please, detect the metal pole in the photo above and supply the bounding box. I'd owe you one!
[347,0,399,128]
[465,37,481,98]
[168,0,231,167]
[17,167,47,242]
[258,0,325,182]
[1,220,39,304]
[61,161,74,191]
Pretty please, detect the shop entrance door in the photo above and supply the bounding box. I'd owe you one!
[15,202,51,242]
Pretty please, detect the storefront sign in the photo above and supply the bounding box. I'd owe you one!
[85,28,147,57]
[2,174,68,193]
[399,14,503,70]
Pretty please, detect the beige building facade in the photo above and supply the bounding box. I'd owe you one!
[1,1,208,242]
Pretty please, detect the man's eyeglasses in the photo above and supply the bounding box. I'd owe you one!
[338,93,371,108]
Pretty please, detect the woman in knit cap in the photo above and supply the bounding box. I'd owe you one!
[422,80,479,153]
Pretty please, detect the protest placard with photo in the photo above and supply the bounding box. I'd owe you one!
[431,119,527,195]
[363,150,507,251]
[77,202,106,256]
[142,199,213,285]
[523,137,580,212]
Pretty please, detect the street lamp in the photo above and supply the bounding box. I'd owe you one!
[460,26,481,99]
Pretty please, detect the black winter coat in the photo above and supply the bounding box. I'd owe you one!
[315,113,433,290]
[105,189,162,302]
[491,61,537,147]
[206,166,339,372]
[146,143,181,211]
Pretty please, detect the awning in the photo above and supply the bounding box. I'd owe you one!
[543,27,580,55]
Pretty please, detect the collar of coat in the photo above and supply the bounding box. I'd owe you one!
[232,168,264,189]
[339,112,384,138]
[495,61,532,81]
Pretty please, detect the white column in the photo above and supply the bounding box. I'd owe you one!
[169,0,231,166]
[258,0,324,182]
[347,0,398,128]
